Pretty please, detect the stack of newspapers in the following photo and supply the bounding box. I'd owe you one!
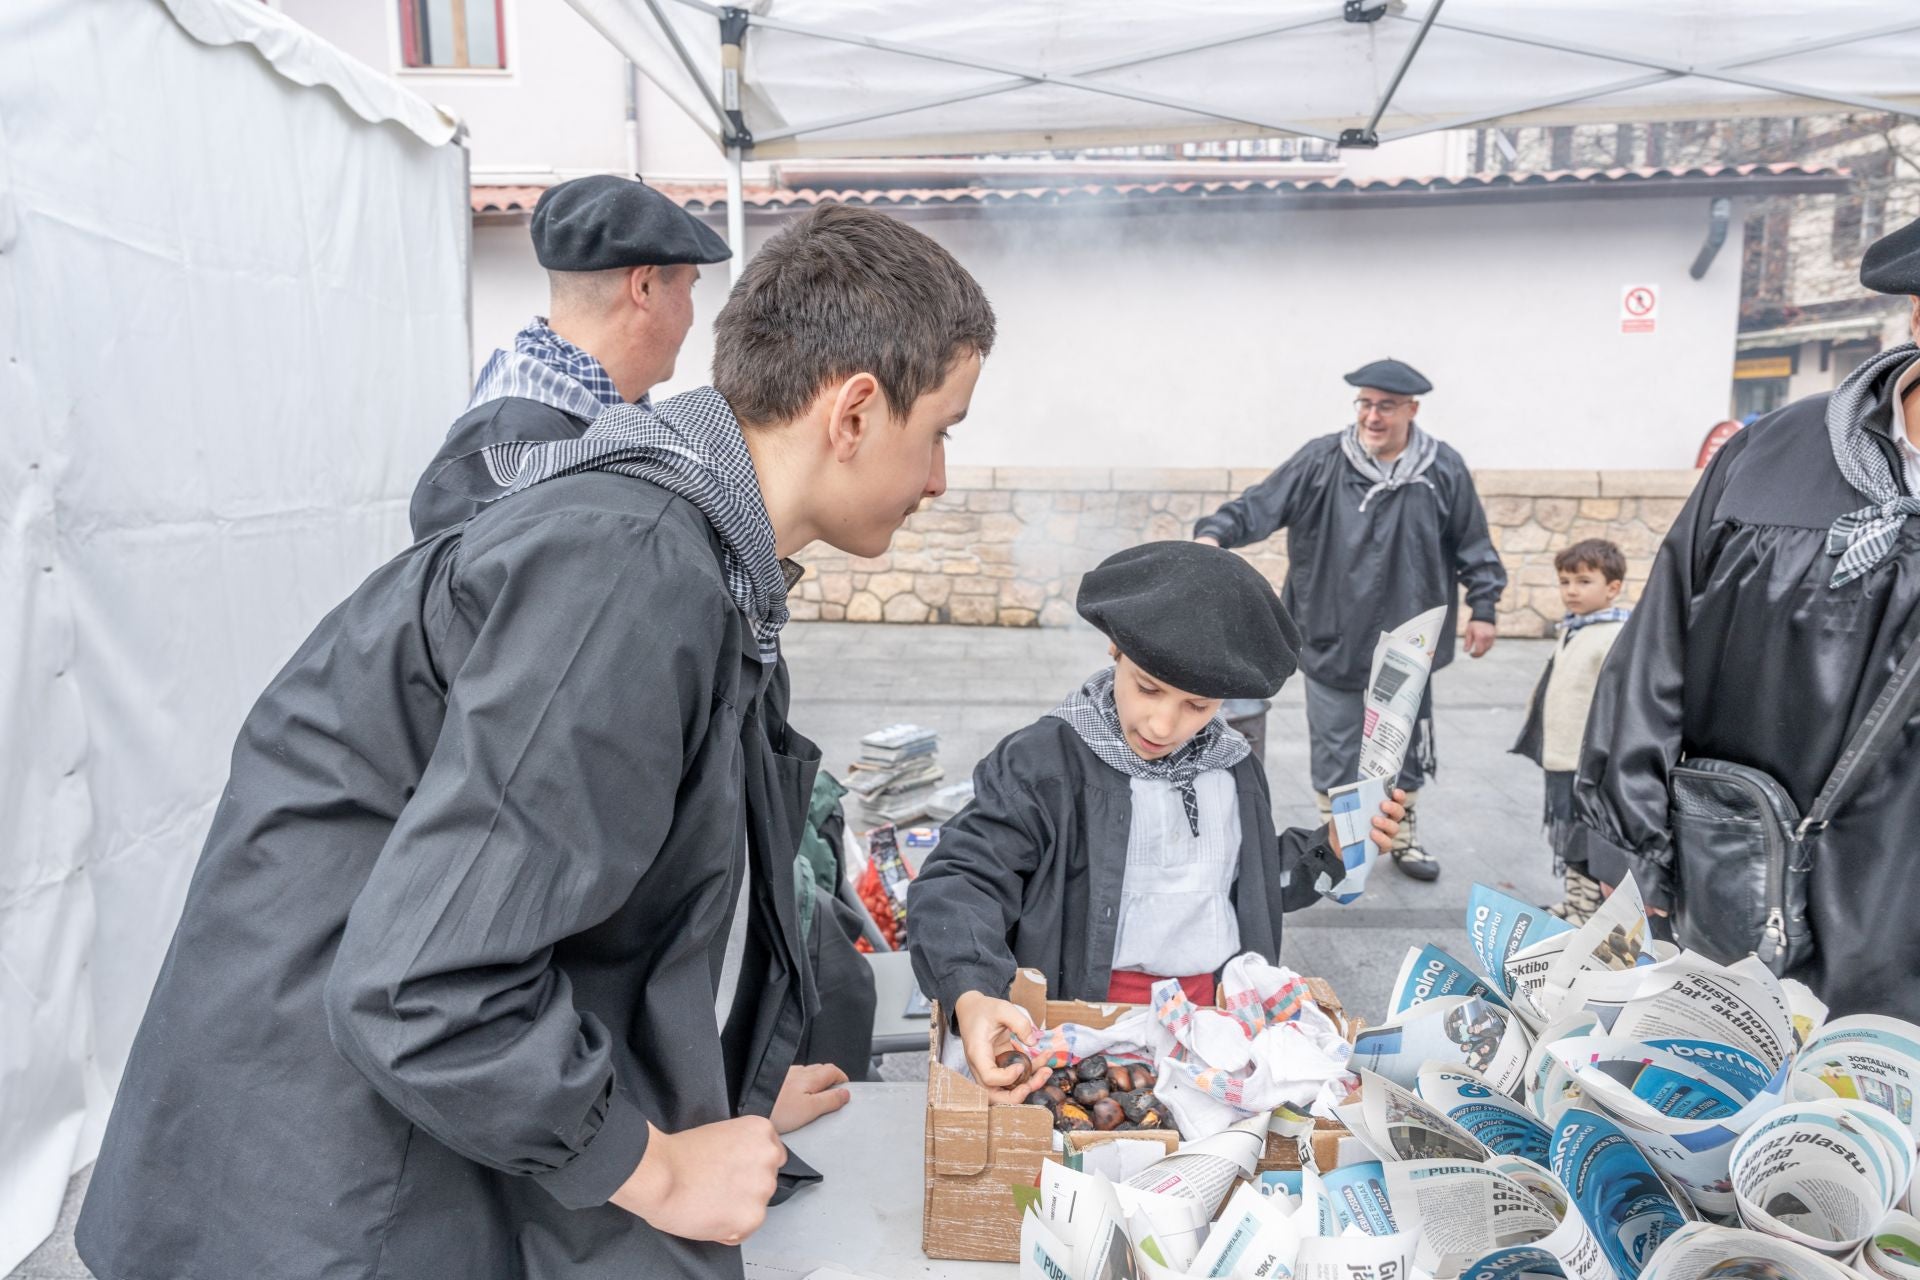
[1015,874,1920,1280]
[844,723,943,824]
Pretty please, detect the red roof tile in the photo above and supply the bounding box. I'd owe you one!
[471,163,1846,217]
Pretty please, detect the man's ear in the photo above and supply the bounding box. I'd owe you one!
[628,265,656,308]
[1406,397,1420,419]
[824,373,885,463]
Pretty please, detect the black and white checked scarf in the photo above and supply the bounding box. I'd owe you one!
[1047,667,1249,836]
[1827,344,1920,589]
[431,386,790,663]
[1340,422,1441,512]
[1556,605,1633,635]
[469,318,651,418]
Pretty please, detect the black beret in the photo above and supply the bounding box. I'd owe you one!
[1077,542,1302,700]
[1343,358,1432,396]
[531,175,732,271]
[1862,214,1920,296]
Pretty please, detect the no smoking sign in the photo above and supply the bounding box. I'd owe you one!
[1620,284,1659,334]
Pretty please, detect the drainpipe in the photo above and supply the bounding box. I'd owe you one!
[721,7,752,283]
[624,60,642,178]
[1690,197,1733,280]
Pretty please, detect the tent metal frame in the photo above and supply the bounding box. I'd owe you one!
[596,0,1920,270]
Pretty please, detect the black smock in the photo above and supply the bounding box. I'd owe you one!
[907,717,1333,1010]
[1574,378,1920,1020]
[1193,433,1507,692]
[410,396,590,539]
[77,470,819,1280]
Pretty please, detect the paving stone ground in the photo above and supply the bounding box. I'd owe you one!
[8,624,1563,1279]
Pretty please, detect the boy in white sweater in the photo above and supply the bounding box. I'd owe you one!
[1511,539,1631,924]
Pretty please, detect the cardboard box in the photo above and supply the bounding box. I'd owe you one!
[921,969,1355,1262]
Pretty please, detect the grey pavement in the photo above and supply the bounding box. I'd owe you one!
[7,625,1561,1280]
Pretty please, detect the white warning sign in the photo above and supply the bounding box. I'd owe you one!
[1620,284,1659,334]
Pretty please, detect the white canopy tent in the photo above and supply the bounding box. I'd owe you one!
[1,0,469,1268]
[563,0,1920,276]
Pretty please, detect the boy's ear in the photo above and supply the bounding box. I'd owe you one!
[1604,578,1624,601]
[824,372,885,463]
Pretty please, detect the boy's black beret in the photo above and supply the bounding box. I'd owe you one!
[1078,542,1302,699]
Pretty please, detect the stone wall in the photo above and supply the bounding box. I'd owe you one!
[788,467,1701,638]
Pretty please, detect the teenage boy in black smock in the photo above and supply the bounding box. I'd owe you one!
[1575,214,1920,1020]
[410,174,732,540]
[76,207,996,1280]
[1193,360,1506,882]
[910,542,1405,1099]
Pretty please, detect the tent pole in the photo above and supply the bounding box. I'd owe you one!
[1342,0,1446,148]
[726,145,745,284]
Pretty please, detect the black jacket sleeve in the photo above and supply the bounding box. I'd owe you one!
[1194,449,1315,548]
[323,507,730,1211]
[907,743,1051,1015]
[1572,434,1746,909]
[1445,459,1507,623]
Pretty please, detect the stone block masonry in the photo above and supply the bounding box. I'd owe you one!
[787,467,1699,637]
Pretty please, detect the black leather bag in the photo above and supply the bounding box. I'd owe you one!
[1668,632,1920,974]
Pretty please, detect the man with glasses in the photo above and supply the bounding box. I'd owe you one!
[1194,358,1505,882]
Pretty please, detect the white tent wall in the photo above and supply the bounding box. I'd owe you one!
[648,192,1744,471]
[0,0,470,1268]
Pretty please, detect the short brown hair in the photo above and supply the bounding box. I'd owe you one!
[712,204,996,425]
[1554,538,1627,583]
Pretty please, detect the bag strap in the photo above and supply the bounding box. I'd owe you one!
[1802,620,1920,834]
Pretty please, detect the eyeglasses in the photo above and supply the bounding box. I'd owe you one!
[1354,398,1410,415]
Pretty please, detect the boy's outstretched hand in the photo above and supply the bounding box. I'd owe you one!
[953,990,1050,1103]
[1326,787,1409,855]
[771,1062,851,1134]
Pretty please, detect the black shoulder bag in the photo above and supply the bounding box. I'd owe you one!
[1667,628,1920,975]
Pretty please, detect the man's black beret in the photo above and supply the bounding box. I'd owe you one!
[1343,358,1432,397]
[531,175,732,271]
[1862,215,1920,296]
[1077,542,1302,700]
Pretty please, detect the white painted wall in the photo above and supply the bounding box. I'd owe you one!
[583,194,1738,471]
[282,0,640,181]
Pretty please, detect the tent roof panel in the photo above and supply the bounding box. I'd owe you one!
[571,0,1920,159]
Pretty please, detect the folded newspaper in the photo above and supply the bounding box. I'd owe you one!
[1003,873,1920,1280]
[1321,606,1447,906]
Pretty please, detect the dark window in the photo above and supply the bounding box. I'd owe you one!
[400,0,506,70]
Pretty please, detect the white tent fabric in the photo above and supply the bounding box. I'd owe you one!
[573,0,1920,159]
[0,0,470,1269]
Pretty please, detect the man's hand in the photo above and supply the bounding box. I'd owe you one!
[954,991,1049,1103]
[1329,787,1408,855]
[771,1062,851,1134]
[611,1117,787,1246]
[1193,534,1222,547]
[1463,619,1497,658]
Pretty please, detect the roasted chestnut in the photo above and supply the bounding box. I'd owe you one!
[1137,1106,1166,1130]
[1089,1098,1125,1131]
[1056,1102,1094,1132]
[1034,1084,1069,1108]
[998,1050,1029,1071]
[1132,1067,1157,1092]
[1075,1054,1109,1082]
[1107,1064,1135,1093]
[1071,1081,1110,1107]
[1117,1091,1154,1124]
[1049,1068,1077,1092]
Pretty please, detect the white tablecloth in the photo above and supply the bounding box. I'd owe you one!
[746,1082,1013,1280]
